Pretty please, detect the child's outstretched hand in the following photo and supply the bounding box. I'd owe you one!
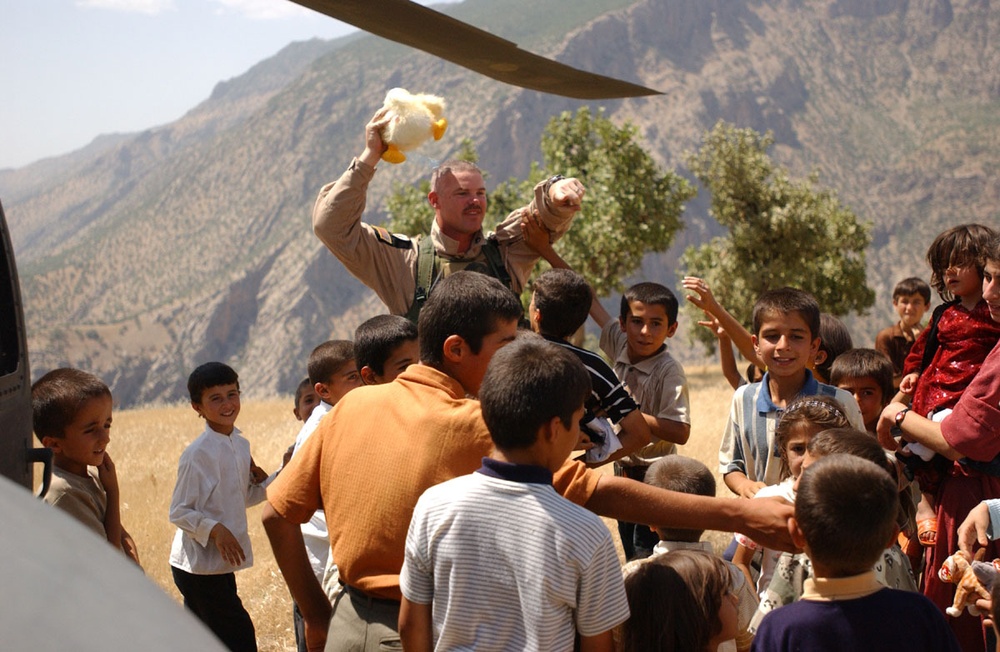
[249,457,268,484]
[698,311,729,341]
[210,523,246,567]
[682,276,722,314]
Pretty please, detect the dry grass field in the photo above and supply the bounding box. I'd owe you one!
[52,364,738,651]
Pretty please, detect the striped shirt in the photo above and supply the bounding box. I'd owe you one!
[400,458,629,651]
[718,371,865,486]
[543,335,639,425]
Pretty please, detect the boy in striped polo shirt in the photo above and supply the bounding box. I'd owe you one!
[399,337,629,652]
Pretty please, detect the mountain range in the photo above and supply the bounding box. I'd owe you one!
[2,0,998,406]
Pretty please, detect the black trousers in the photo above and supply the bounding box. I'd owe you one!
[172,566,257,652]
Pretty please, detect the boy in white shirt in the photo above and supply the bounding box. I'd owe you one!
[169,362,268,652]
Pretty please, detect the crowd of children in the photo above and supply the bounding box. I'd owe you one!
[29,221,1000,652]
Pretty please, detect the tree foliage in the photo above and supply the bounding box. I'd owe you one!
[680,121,875,352]
[388,108,695,298]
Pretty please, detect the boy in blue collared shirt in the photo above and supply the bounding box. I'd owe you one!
[718,288,865,498]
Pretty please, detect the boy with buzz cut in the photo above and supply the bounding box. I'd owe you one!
[751,454,959,651]
[353,314,419,385]
[32,368,139,564]
[623,455,758,652]
[528,268,652,462]
[170,362,268,652]
[876,277,931,388]
[719,288,865,499]
[399,337,630,652]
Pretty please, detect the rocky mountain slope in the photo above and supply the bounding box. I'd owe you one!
[3,0,998,405]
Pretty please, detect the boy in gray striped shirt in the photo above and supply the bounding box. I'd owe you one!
[399,337,629,652]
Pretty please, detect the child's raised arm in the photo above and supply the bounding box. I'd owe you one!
[521,214,613,328]
[701,312,744,390]
[683,277,764,371]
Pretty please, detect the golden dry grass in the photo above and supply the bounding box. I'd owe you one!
[74,364,737,651]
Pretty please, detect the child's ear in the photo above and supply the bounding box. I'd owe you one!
[191,402,204,419]
[314,382,332,401]
[40,435,62,452]
[813,349,828,366]
[788,516,809,550]
[292,406,302,420]
[666,321,679,338]
[359,366,378,386]
[618,316,627,332]
[751,334,760,353]
[442,334,467,364]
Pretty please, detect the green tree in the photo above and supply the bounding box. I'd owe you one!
[388,108,695,298]
[680,121,875,352]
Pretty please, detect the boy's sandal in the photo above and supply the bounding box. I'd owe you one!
[917,518,938,547]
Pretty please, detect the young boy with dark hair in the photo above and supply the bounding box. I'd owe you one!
[751,454,958,651]
[169,362,268,652]
[353,314,419,385]
[623,455,758,652]
[829,348,895,435]
[876,277,932,388]
[586,280,692,559]
[32,367,139,563]
[528,269,652,462]
[292,377,319,423]
[719,288,865,498]
[399,337,629,652]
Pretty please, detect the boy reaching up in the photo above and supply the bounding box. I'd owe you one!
[32,368,139,564]
[399,337,629,652]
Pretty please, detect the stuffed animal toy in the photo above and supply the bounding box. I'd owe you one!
[378,88,447,164]
[939,549,991,617]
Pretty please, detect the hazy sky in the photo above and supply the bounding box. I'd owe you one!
[1,0,452,170]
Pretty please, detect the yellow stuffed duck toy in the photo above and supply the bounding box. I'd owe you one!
[379,88,448,164]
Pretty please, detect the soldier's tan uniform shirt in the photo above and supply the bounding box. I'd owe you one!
[312,158,576,314]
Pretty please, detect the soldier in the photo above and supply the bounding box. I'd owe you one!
[312,107,586,320]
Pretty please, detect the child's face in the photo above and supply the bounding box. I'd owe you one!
[294,387,320,422]
[619,300,677,362]
[836,376,884,433]
[983,260,1000,323]
[193,382,240,434]
[44,395,113,475]
[374,339,420,384]
[944,262,982,300]
[752,312,820,380]
[893,292,928,329]
[713,589,740,651]
[792,451,819,493]
[785,423,813,479]
[321,359,363,406]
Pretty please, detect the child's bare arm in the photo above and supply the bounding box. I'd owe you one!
[643,414,691,446]
[724,471,766,499]
[578,630,614,652]
[683,277,763,369]
[97,453,125,552]
[593,410,653,465]
[521,214,613,328]
[731,541,758,590]
[120,528,141,566]
[399,598,434,652]
[699,311,743,389]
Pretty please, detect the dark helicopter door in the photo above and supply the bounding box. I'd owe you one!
[0,199,50,492]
